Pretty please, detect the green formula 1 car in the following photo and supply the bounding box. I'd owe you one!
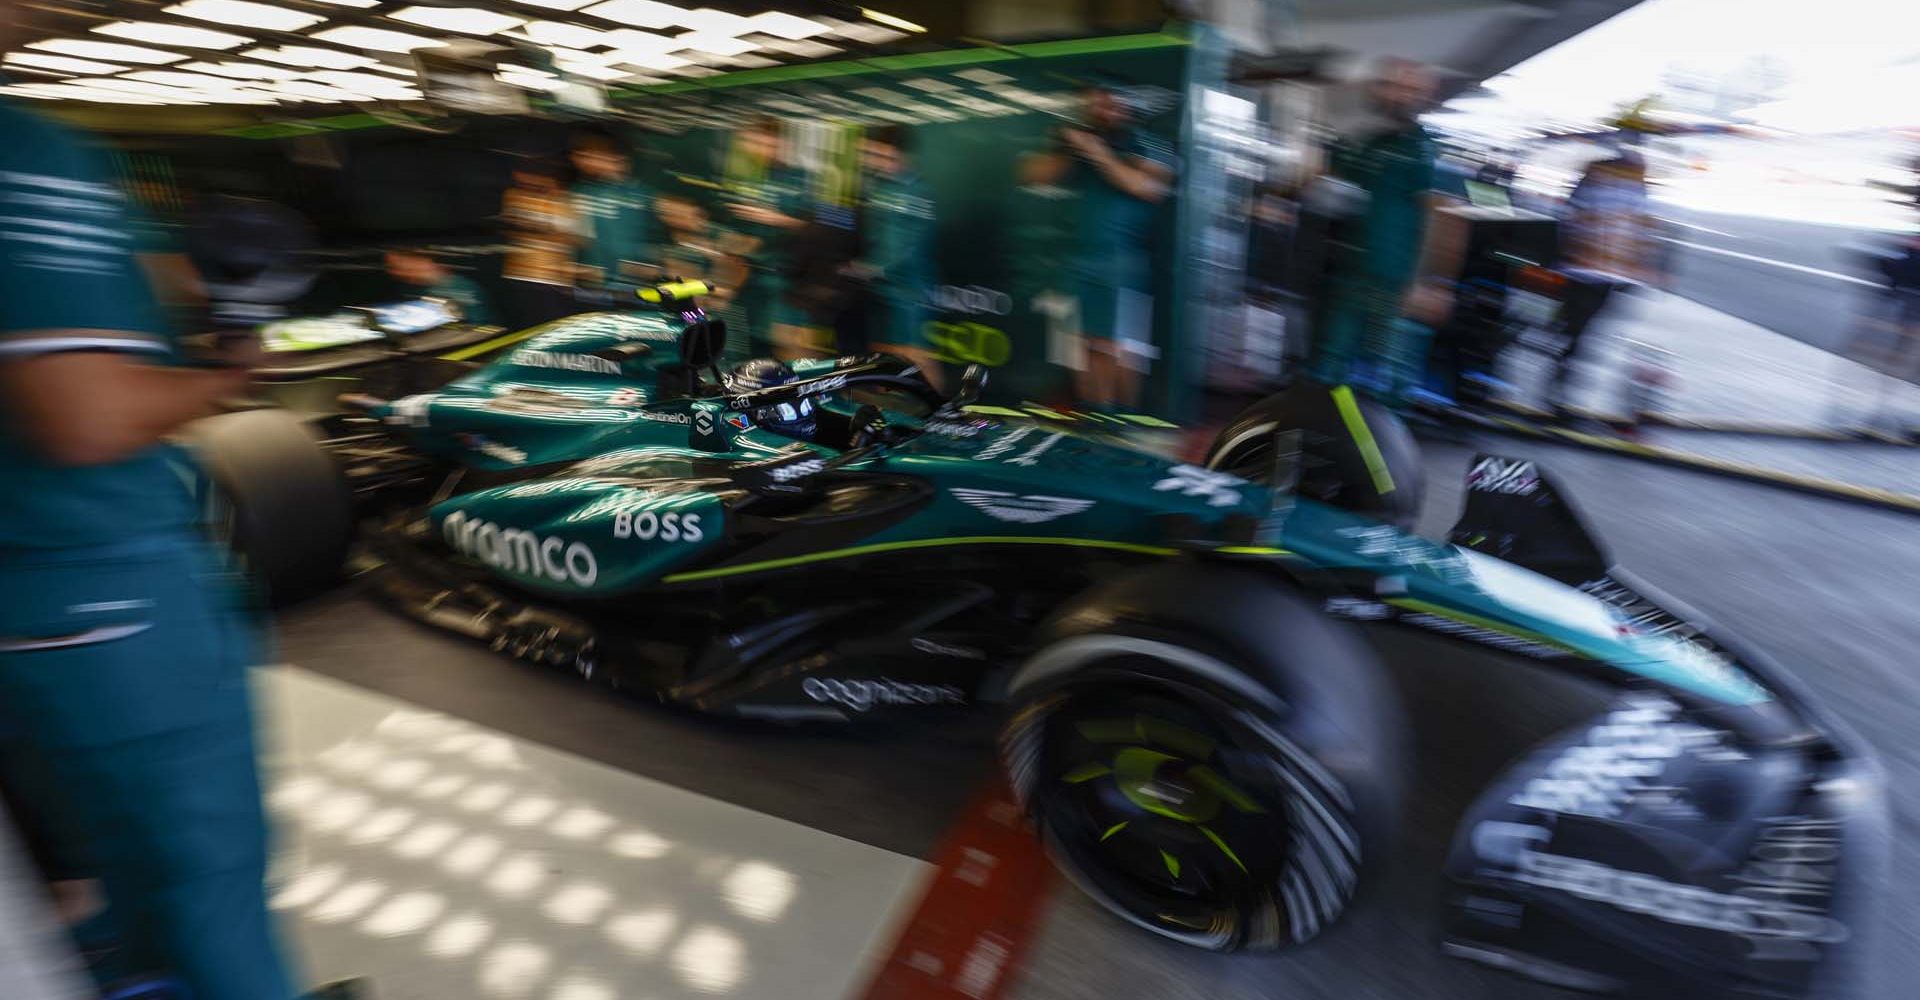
[203,282,1887,999]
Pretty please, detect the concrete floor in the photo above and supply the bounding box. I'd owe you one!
[274,431,1920,1000]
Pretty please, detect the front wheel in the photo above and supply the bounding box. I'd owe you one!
[1000,563,1403,951]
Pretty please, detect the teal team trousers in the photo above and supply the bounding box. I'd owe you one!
[0,534,295,1000]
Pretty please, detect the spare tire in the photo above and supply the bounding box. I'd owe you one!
[1205,382,1424,530]
[184,409,352,605]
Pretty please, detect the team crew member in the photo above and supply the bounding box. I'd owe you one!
[0,92,298,998]
[1310,57,1463,404]
[1025,83,1175,409]
[385,245,497,326]
[847,125,943,390]
[725,117,815,358]
[499,158,582,330]
[570,129,658,290]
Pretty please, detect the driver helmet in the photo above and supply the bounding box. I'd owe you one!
[728,358,817,439]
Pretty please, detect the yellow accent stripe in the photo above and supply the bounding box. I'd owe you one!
[1199,825,1248,873]
[438,326,542,362]
[1061,763,1112,785]
[1385,597,1585,657]
[662,536,1177,583]
[961,404,1029,418]
[1100,821,1129,842]
[1160,850,1182,879]
[1215,546,1291,556]
[1330,385,1395,495]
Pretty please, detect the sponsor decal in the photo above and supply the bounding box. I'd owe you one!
[799,373,848,396]
[949,488,1094,524]
[456,433,527,465]
[694,411,716,435]
[926,284,1013,316]
[1400,613,1567,658]
[910,637,986,659]
[767,458,826,483]
[924,416,988,439]
[1468,457,1540,495]
[1322,596,1392,620]
[1511,850,1848,944]
[514,349,622,375]
[611,510,704,543]
[1153,464,1245,507]
[974,426,1034,461]
[1506,696,1730,819]
[1003,431,1064,468]
[801,677,967,712]
[724,413,753,431]
[637,410,692,425]
[442,511,597,587]
[607,387,645,407]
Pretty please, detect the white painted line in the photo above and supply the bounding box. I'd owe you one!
[258,666,934,1000]
[1656,218,1739,239]
[1659,237,1883,288]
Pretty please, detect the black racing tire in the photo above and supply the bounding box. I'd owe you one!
[184,409,353,606]
[1000,562,1404,952]
[1205,382,1425,530]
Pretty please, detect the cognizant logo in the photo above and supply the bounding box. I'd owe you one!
[801,677,966,712]
[442,511,598,586]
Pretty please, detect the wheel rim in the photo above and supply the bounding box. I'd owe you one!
[1033,690,1288,945]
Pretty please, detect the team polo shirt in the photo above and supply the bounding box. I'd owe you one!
[0,97,195,551]
[573,176,657,286]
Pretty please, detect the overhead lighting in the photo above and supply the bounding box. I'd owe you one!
[761,39,841,59]
[507,0,598,9]
[579,0,683,29]
[311,0,380,7]
[601,29,675,52]
[391,6,526,35]
[312,26,446,53]
[745,12,829,41]
[182,60,301,80]
[243,45,377,69]
[553,61,632,81]
[94,21,252,51]
[165,1,323,32]
[671,32,756,56]
[273,80,358,102]
[612,51,687,71]
[71,77,194,98]
[861,8,926,33]
[514,21,602,48]
[27,39,187,65]
[675,8,751,34]
[124,70,251,89]
[5,52,128,75]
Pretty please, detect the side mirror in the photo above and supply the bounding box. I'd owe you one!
[952,365,988,408]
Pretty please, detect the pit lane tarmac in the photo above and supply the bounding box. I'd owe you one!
[271,433,1920,1000]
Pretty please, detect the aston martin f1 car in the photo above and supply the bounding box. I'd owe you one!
[208,282,1887,999]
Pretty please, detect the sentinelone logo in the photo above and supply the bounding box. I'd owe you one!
[442,511,597,586]
[802,677,966,712]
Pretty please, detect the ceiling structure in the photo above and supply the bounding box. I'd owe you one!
[0,1,926,109]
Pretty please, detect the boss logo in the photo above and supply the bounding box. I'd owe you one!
[611,510,704,543]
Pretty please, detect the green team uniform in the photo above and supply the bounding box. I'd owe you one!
[729,165,812,333]
[1068,128,1175,341]
[856,170,935,346]
[422,271,496,327]
[0,98,295,999]
[1310,123,1439,400]
[573,177,656,288]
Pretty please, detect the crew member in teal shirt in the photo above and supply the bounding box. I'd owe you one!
[848,125,943,390]
[385,245,497,326]
[0,93,300,998]
[725,117,815,358]
[1025,84,1174,409]
[570,128,657,290]
[1310,57,1463,405]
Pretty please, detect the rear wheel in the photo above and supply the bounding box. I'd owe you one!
[184,408,353,605]
[1001,564,1403,951]
[1206,382,1425,530]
